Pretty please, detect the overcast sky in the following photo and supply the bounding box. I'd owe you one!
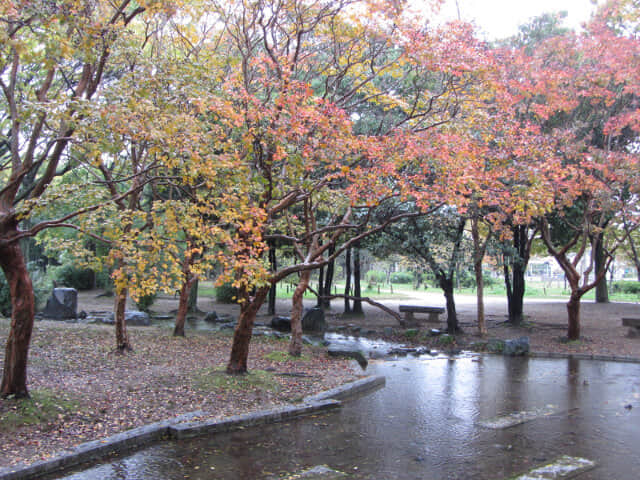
[436,0,601,39]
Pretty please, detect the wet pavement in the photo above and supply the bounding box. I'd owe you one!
[50,354,640,480]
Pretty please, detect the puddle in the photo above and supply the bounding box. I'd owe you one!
[48,356,640,480]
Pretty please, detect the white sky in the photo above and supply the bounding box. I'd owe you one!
[436,0,601,39]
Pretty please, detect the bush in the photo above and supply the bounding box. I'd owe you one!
[390,271,413,284]
[0,264,52,317]
[94,269,114,292]
[54,264,95,290]
[366,269,387,284]
[134,293,157,312]
[612,280,640,295]
[483,275,500,288]
[215,282,239,303]
[0,275,10,317]
[457,270,476,289]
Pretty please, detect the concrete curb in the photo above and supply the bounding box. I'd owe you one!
[0,411,204,480]
[0,376,385,480]
[170,399,340,440]
[304,375,386,402]
[527,351,640,363]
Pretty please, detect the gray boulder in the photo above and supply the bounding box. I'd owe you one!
[102,310,151,326]
[271,316,292,332]
[503,336,530,356]
[204,311,222,323]
[327,344,368,369]
[41,288,77,319]
[302,307,326,333]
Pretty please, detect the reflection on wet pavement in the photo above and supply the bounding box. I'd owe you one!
[51,355,640,480]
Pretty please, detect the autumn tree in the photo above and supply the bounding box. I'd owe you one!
[507,0,640,339]
[199,0,487,368]
[0,0,178,397]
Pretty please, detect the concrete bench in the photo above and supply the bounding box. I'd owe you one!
[622,317,640,338]
[399,305,445,326]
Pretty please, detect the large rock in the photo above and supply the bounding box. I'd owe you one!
[102,310,151,326]
[302,307,326,333]
[328,344,368,369]
[503,336,530,356]
[204,311,223,323]
[271,316,292,332]
[41,288,77,319]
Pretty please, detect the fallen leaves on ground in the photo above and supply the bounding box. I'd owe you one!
[0,320,359,468]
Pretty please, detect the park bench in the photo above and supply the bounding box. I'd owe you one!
[622,317,640,338]
[399,305,445,326]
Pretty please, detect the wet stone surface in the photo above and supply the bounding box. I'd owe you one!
[49,355,640,480]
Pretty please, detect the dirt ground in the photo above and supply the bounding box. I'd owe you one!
[97,288,640,359]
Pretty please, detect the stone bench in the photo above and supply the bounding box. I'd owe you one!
[622,317,640,338]
[399,305,445,327]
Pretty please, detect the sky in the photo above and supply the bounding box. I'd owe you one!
[437,0,601,39]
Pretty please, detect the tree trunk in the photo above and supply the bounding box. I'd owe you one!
[471,218,487,336]
[344,247,352,314]
[268,241,277,316]
[114,286,132,352]
[0,241,35,398]
[505,225,529,326]
[566,292,581,340]
[594,232,609,303]
[174,273,197,337]
[352,246,363,314]
[226,286,270,374]
[187,277,198,313]
[316,266,324,308]
[322,244,335,309]
[289,270,311,357]
[438,274,458,334]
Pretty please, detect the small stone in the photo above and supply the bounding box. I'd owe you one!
[503,336,530,356]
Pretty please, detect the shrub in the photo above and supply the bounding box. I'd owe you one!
[1,265,52,316]
[366,269,387,284]
[54,264,95,290]
[457,270,476,289]
[0,275,10,317]
[95,269,114,292]
[611,281,640,295]
[483,275,500,288]
[134,293,156,312]
[390,271,413,284]
[215,282,239,303]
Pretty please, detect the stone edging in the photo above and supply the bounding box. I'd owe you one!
[527,351,640,363]
[0,375,385,480]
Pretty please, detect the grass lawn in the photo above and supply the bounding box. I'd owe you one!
[198,279,640,303]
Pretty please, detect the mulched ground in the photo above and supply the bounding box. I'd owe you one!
[2,290,640,470]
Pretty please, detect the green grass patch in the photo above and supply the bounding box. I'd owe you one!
[263,350,310,362]
[437,334,455,346]
[0,389,80,431]
[193,368,280,393]
[404,329,419,339]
